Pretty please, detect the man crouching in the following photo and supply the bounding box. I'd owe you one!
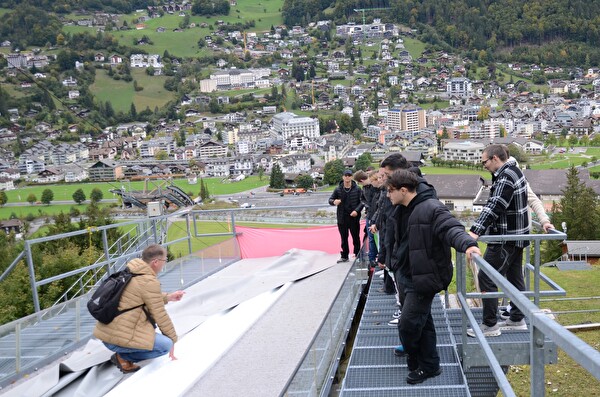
[93,244,185,373]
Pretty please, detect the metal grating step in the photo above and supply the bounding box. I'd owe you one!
[350,345,458,367]
[340,287,470,396]
[343,365,465,389]
[340,386,470,397]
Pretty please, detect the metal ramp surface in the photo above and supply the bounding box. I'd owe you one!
[0,254,234,388]
[339,281,471,397]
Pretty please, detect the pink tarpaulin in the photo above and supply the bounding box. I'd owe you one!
[235,223,366,258]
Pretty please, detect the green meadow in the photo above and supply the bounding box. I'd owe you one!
[63,0,283,59]
[4,176,269,205]
[0,203,112,220]
[90,69,175,113]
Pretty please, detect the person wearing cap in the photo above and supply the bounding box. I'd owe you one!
[329,169,364,263]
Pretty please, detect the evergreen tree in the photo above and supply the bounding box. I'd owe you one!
[543,166,600,262]
[351,105,363,132]
[269,164,285,189]
[41,189,54,205]
[130,103,137,119]
[90,188,103,203]
[72,189,86,205]
[199,178,210,200]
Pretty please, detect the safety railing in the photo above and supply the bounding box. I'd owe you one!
[455,227,600,396]
[0,229,240,388]
[281,251,368,396]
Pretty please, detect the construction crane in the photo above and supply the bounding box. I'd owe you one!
[353,7,392,39]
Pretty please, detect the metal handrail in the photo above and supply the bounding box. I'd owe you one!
[456,227,600,396]
[49,217,169,306]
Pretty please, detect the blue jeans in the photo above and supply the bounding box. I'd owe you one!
[104,333,173,363]
[366,219,378,262]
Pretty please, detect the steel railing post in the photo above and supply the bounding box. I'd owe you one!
[531,320,545,396]
[186,214,192,255]
[102,229,111,275]
[534,239,541,306]
[24,241,41,315]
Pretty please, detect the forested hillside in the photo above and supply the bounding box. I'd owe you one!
[0,0,152,14]
[283,0,600,66]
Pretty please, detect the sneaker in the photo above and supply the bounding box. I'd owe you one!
[392,310,401,319]
[406,367,442,384]
[388,318,398,326]
[393,345,406,357]
[499,310,511,320]
[498,318,528,331]
[337,257,349,263]
[467,323,501,337]
[374,270,384,276]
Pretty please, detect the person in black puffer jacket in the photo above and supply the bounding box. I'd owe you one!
[329,169,364,262]
[387,170,480,385]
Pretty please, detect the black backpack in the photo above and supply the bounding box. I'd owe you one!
[87,268,142,324]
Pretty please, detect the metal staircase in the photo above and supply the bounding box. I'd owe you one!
[340,285,472,397]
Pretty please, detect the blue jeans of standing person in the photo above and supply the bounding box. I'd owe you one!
[399,291,439,373]
[479,243,525,326]
[103,333,173,363]
[366,219,378,262]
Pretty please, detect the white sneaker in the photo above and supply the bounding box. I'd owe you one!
[499,309,511,320]
[374,270,384,276]
[388,318,398,326]
[392,310,401,319]
[498,319,527,331]
[467,323,501,337]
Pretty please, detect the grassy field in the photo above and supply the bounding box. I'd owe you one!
[3,176,269,205]
[0,176,270,220]
[422,166,490,178]
[402,37,427,60]
[89,69,175,113]
[62,0,283,58]
[0,203,113,220]
[507,265,600,395]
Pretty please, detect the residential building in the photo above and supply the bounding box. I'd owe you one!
[272,112,320,140]
[446,77,472,98]
[441,140,485,164]
[386,105,426,132]
[88,160,124,181]
[198,141,228,158]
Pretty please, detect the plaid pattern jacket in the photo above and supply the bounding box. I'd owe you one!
[470,159,530,247]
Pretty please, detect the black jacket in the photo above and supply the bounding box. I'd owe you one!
[372,186,395,265]
[390,178,437,273]
[398,187,478,295]
[328,180,363,224]
[361,184,380,219]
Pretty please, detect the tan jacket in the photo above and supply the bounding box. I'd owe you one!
[93,258,178,350]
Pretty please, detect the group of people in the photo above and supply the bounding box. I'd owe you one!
[92,145,552,382]
[329,144,554,384]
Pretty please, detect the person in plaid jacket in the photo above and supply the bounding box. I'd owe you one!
[467,144,530,338]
